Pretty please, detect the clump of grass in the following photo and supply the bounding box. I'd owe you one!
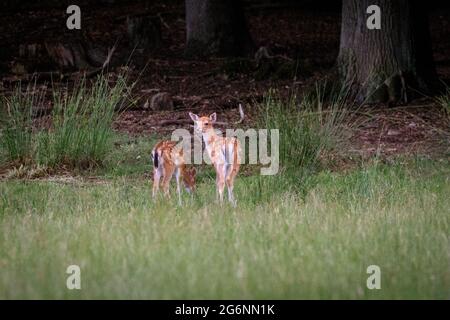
[0,83,45,163]
[437,85,450,116]
[0,74,130,170]
[258,82,351,172]
[258,83,354,198]
[37,76,128,168]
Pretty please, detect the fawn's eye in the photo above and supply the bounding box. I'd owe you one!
[204,122,209,126]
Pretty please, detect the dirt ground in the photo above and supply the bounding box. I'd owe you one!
[0,1,449,159]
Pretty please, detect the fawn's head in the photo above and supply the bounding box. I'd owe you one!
[183,166,197,193]
[189,112,216,134]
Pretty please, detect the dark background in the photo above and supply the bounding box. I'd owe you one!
[1,0,449,138]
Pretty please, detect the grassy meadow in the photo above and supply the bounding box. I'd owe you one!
[0,159,449,299]
[0,78,449,299]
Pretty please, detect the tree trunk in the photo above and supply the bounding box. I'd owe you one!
[338,0,439,104]
[127,15,161,51]
[185,0,254,57]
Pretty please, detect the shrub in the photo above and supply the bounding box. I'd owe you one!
[258,82,351,171]
[0,74,130,170]
[0,83,44,163]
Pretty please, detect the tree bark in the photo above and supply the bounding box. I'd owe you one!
[185,0,254,57]
[338,0,439,104]
[127,15,161,51]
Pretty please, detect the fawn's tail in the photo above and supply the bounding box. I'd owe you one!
[152,149,159,168]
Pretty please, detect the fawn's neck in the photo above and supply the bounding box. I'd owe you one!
[202,128,218,153]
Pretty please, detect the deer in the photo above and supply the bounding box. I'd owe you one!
[151,140,196,205]
[189,105,244,206]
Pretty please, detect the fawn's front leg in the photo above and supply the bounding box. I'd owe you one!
[226,167,236,207]
[226,162,239,207]
[215,164,225,205]
[175,167,182,205]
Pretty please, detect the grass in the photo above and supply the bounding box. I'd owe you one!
[0,159,449,299]
[0,81,448,299]
[0,83,42,162]
[0,74,129,169]
[258,83,351,171]
[246,83,354,201]
[437,85,450,116]
[99,134,159,178]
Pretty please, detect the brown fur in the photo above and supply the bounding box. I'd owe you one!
[189,113,240,206]
[152,140,196,203]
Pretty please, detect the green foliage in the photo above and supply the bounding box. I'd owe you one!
[100,134,159,177]
[0,75,129,169]
[0,160,448,299]
[258,82,351,171]
[1,77,448,299]
[0,83,43,162]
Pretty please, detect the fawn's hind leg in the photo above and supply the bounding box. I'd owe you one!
[152,168,162,198]
[215,164,226,205]
[162,165,176,198]
[226,163,239,207]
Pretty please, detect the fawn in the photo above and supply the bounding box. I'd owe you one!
[189,108,242,206]
[151,140,196,204]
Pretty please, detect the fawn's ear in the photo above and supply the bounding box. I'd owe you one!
[209,113,217,123]
[189,112,199,122]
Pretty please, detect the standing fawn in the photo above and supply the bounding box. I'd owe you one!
[151,140,196,205]
[189,106,243,206]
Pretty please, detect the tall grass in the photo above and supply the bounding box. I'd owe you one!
[437,85,450,116]
[253,82,353,199]
[258,83,351,171]
[0,159,448,299]
[0,75,129,169]
[37,76,128,168]
[0,83,45,163]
